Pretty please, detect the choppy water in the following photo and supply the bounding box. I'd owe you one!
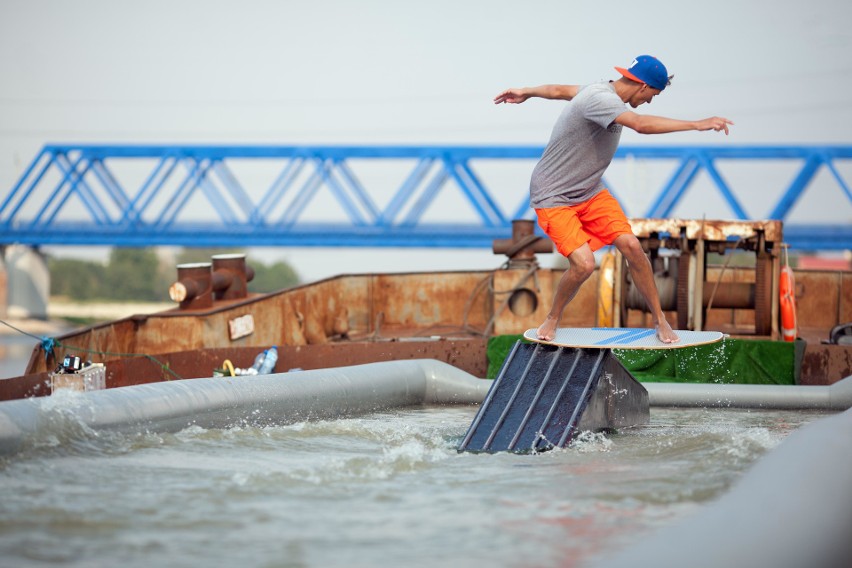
[0,396,829,568]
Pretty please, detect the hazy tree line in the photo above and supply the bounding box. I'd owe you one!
[48,248,300,302]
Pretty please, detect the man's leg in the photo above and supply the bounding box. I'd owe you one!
[537,243,596,340]
[612,234,679,343]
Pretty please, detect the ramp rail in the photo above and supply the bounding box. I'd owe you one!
[458,342,649,453]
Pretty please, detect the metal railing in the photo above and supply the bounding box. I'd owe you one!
[1,144,850,250]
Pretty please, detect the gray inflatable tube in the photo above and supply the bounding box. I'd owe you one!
[593,405,852,568]
[0,359,489,458]
[645,375,852,410]
[1,361,851,565]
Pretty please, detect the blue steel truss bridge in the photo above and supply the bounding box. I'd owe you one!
[1,144,850,251]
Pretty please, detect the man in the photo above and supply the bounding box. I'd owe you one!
[495,55,732,343]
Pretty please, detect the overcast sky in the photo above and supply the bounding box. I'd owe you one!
[1,0,850,281]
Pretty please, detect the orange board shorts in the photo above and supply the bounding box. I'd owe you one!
[535,190,632,257]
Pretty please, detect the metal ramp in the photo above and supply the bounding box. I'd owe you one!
[458,341,649,453]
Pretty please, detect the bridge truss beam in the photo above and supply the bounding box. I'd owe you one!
[1,144,850,251]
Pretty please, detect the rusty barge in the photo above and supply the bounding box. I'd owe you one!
[1,218,850,401]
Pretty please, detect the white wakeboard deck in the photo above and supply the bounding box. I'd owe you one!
[523,327,725,349]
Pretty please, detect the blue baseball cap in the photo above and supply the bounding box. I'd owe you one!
[615,55,671,91]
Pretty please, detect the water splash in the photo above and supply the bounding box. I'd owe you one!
[0,405,831,568]
[569,430,614,453]
[8,389,107,458]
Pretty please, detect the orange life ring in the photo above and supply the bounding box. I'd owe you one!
[779,265,797,342]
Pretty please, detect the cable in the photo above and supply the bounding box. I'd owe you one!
[0,318,46,341]
[50,342,183,380]
[0,318,182,380]
[705,237,745,314]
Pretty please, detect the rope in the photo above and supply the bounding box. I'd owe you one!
[0,319,56,361]
[0,318,47,341]
[52,342,183,380]
[503,234,543,259]
[482,263,540,337]
[411,261,543,338]
[705,237,745,314]
[0,318,182,380]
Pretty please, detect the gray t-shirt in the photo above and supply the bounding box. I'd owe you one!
[529,82,626,208]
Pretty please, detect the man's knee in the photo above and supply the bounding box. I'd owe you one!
[614,234,646,262]
[569,254,596,280]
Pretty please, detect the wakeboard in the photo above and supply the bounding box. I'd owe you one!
[523,327,725,349]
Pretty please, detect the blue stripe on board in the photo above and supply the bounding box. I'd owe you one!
[594,328,656,346]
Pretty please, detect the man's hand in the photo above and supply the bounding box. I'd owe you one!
[494,88,529,104]
[696,117,734,135]
[616,112,735,135]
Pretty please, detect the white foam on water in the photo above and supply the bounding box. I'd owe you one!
[568,430,614,453]
[7,388,114,457]
[0,402,833,568]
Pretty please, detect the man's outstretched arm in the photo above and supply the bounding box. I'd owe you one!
[615,111,733,135]
[494,84,580,104]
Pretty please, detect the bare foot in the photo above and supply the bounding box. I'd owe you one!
[655,319,679,344]
[536,317,559,341]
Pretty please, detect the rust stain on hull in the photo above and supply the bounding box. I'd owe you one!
[7,219,851,400]
[21,267,852,377]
